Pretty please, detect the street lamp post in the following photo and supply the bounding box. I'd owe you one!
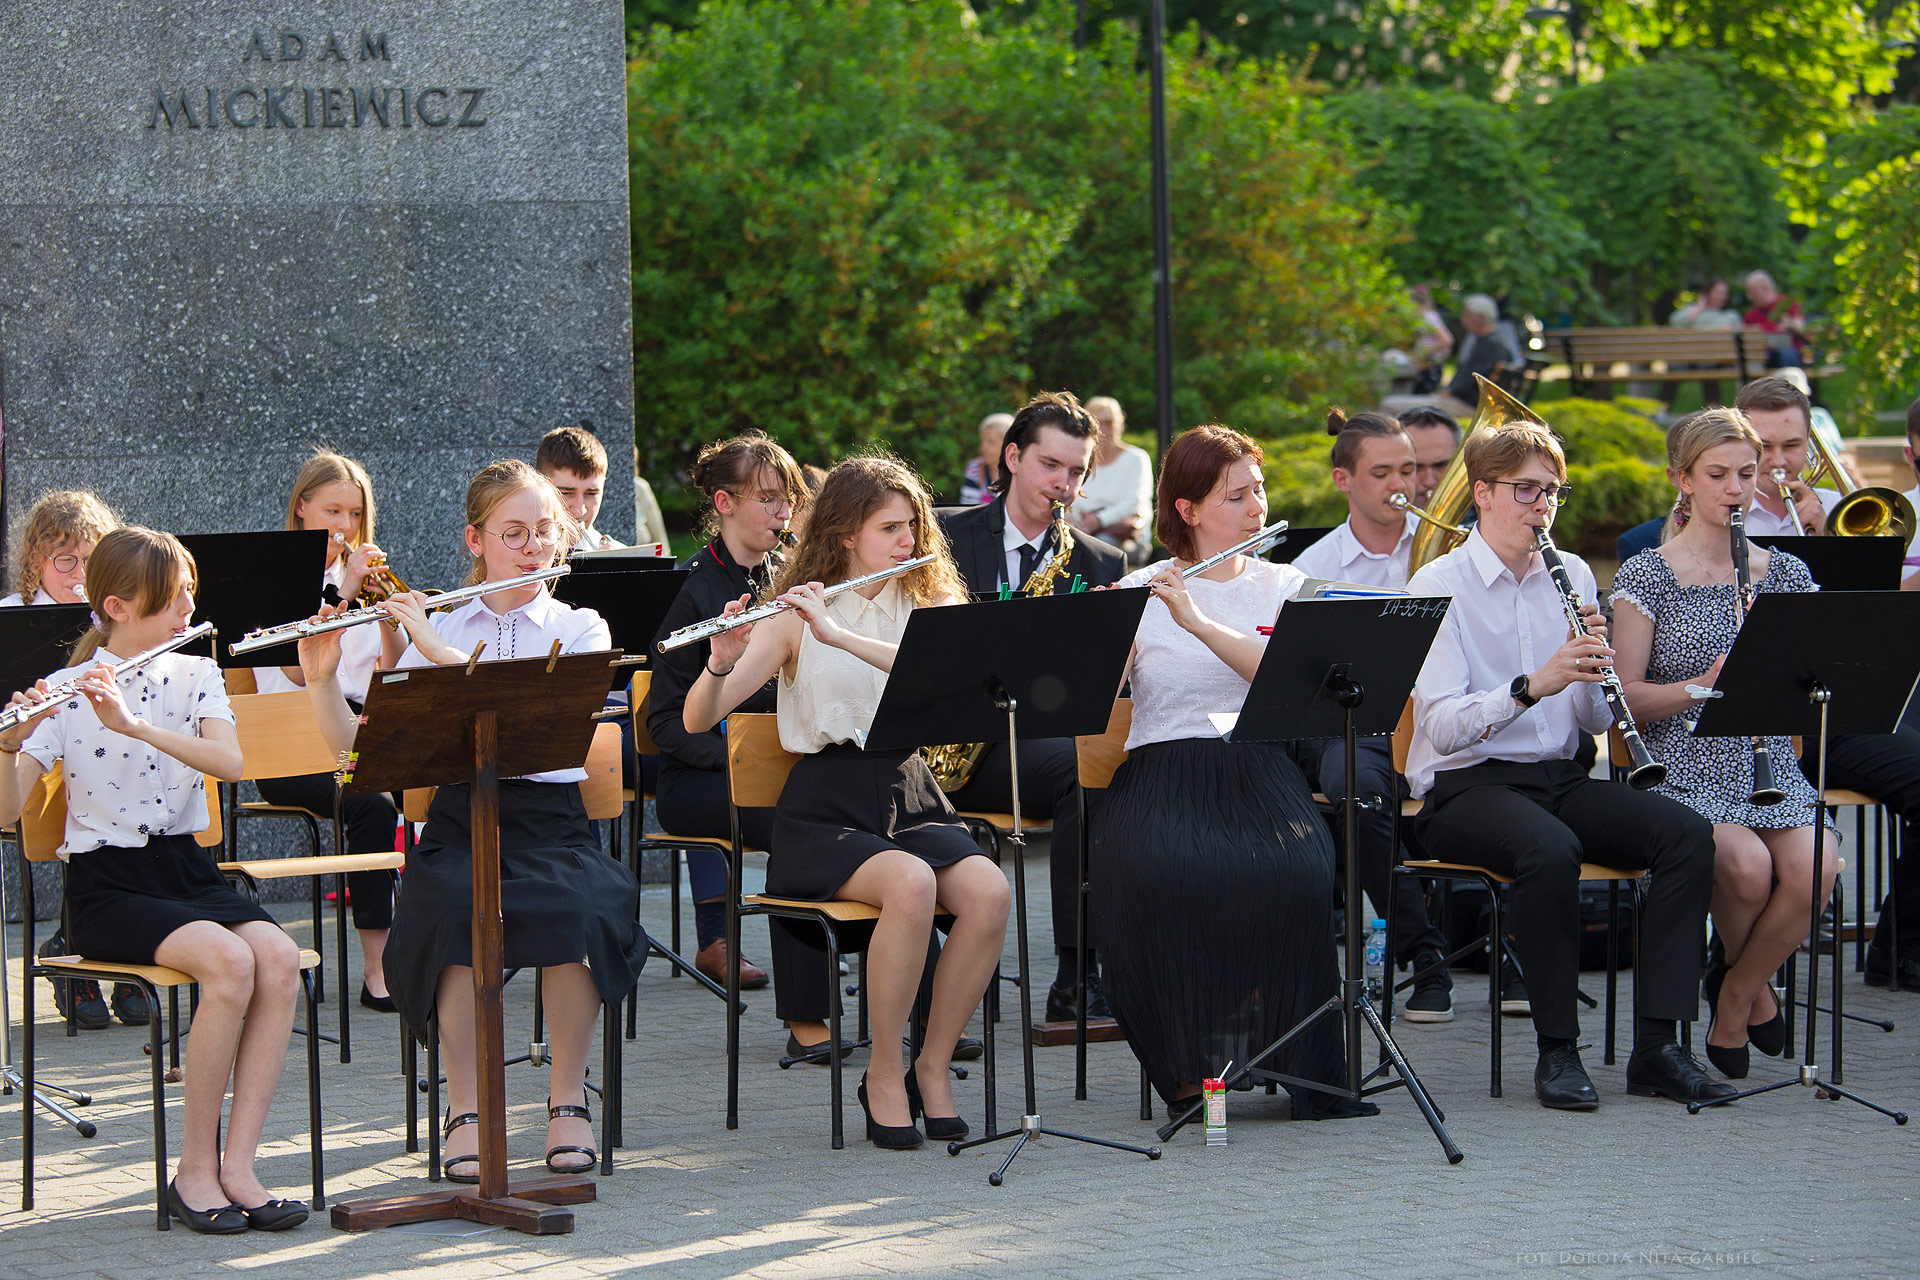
[1148,0,1175,461]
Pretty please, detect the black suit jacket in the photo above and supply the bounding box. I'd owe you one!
[939,496,1128,597]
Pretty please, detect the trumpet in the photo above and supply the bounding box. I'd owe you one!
[1389,492,1468,543]
[1532,527,1666,790]
[657,554,935,653]
[0,622,216,734]
[230,565,571,656]
[1727,506,1785,805]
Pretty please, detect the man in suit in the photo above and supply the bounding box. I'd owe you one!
[940,391,1128,1021]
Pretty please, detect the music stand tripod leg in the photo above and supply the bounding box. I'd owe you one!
[1,852,95,1137]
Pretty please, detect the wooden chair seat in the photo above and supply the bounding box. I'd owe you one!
[744,894,954,923]
[221,852,404,880]
[646,832,733,850]
[1825,789,1876,808]
[37,948,321,990]
[1401,858,1643,886]
[954,811,1054,836]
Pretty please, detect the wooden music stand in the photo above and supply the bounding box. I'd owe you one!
[328,650,619,1235]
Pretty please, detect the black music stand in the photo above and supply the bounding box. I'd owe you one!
[178,531,330,668]
[567,546,678,571]
[1265,525,1327,565]
[1688,591,1920,1123]
[0,604,96,1137]
[1158,595,1464,1162]
[328,651,620,1234]
[1749,536,1903,591]
[866,587,1162,1184]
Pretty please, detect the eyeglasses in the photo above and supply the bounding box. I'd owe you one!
[724,490,796,516]
[47,553,88,574]
[1492,480,1571,506]
[483,522,562,551]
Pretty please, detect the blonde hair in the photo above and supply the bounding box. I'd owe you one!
[285,451,377,547]
[11,491,119,599]
[1463,422,1567,493]
[71,527,195,664]
[461,459,579,586]
[772,455,967,606]
[1662,407,1763,542]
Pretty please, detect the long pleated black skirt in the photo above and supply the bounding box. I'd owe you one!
[1091,737,1360,1119]
[767,744,984,901]
[66,833,275,965]
[384,780,645,1039]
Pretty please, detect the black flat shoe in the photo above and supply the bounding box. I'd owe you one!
[784,1030,855,1065]
[360,983,398,1014]
[441,1111,481,1184]
[167,1179,247,1235]
[1534,1045,1599,1111]
[1626,1042,1739,1103]
[545,1098,597,1173]
[236,1198,310,1231]
[1746,985,1787,1059]
[905,1057,969,1140]
[857,1072,923,1150]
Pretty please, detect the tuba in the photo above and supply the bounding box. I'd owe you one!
[1804,427,1916,548]
[1407,375,1548,575]
[921,502,1076,792]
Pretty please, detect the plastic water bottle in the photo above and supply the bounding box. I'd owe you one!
[1364,918,1388,993]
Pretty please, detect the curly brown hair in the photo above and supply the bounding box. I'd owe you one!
[771,455,966,606]
[11,490,120,600]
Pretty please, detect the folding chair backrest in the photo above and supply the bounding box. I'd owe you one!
[1075,698,1132,790]
[403,788,433,823]
[224,667,259,696]
[630,671,661,756]
[16,763,219,854]
[229,690,339,781]
[725,713,800,810]
[1390,698,1417,775]
[580,721,625,820]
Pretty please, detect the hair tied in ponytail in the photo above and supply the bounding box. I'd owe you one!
[1325,407,1349,437]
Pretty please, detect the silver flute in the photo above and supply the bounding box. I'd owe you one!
[229,565,571,656]
[657,554,935,653]
[1176,520,1291,579]
[0,621,216,733]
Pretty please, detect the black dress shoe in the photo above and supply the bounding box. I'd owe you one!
[784,1030,855,1065]
[236,1198,310,1231]
[1626,1042,1739,1103]
[1045,971,1113,1022]
[1534,1045,1599,1111]
[167,1179,248,1234]
[856,1073,923,1150]
[359,983,398,1014]
[1864,947,1920,992]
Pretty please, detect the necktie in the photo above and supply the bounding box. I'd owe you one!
[1017,541,1041,591]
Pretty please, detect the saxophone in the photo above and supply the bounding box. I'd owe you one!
[922,502,1076,792]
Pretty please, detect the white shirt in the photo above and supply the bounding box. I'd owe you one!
[1744,487,1841,537]
[21,651,233,857]
[1119,557,1304,750]
[254,558,383,703]
[778,579,913,753]
[394,587,611,784]
[1072,443,1154,532]
[1404,528,1611,798]
[1001,513,1054,592]
[1904,486,1920,584]
[0,589,59,607]
[1289,513,1418,590]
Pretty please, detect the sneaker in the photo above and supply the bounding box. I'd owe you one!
[111,983,151,1026]
[1498,956,1531,1017]
[40,933,109,1030]
[1402,950,1455,1023]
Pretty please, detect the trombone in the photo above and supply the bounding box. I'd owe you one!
[1389,492,1467,544]
[1800,430,1916,547]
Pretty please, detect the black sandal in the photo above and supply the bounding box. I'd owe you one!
[441,1111,481,1184]
[545,1098,597,1173]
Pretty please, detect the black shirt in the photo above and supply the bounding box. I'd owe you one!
[646,537,780,771]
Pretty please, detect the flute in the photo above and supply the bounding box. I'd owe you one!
[229,565,571,656]
[1728,506,1786,805]
[1177,520,1291,579]
[0,621,216,733]
[1531,527,1667,790]
[657,554,935,653]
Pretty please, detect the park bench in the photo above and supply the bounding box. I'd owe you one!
[1535,326,1844,402]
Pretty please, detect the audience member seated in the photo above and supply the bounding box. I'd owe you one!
[960,413,1012,505]
[1070,396,1154,561]
[1742,271,1808,369]
[1668,278,1742,329]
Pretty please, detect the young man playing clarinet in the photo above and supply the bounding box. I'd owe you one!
[1406,420,1734,1109]
[938,391,1127,1020]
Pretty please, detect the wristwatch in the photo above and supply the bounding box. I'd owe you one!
[1510,674,1538,708]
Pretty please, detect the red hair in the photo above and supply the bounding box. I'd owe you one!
[1154,425,1264,560]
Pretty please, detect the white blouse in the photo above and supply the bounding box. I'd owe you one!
[393,586,611,784]
[254,558,383,703]
[1120,557,1303,750]
[0,589,60,607]
[777,579,913,753]
[21,651,233,858]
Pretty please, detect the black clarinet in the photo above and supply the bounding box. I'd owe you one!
[1532,527,1667,789]
[1728,506,1786,805]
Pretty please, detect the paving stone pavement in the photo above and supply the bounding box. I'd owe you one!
[2,841,1916,1279]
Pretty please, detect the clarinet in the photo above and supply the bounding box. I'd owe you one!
[1729,507,1786,805]
[1532,527,1667,790]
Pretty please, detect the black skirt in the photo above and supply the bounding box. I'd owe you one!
[767,744,983,901]
[1091,737,1363,1119]
[384,780,645,1038]
[66,833,275,966]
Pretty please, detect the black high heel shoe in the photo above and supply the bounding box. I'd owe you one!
[167,1179,247,1235]
[905,1057,969,1140]
[441,1110,481,1184]
[1746,984,1787,1058]
[857,1072,924,1150]
[1703,986,1750,1080]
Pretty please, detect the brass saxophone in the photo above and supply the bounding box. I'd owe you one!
[922,502,1076,792]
